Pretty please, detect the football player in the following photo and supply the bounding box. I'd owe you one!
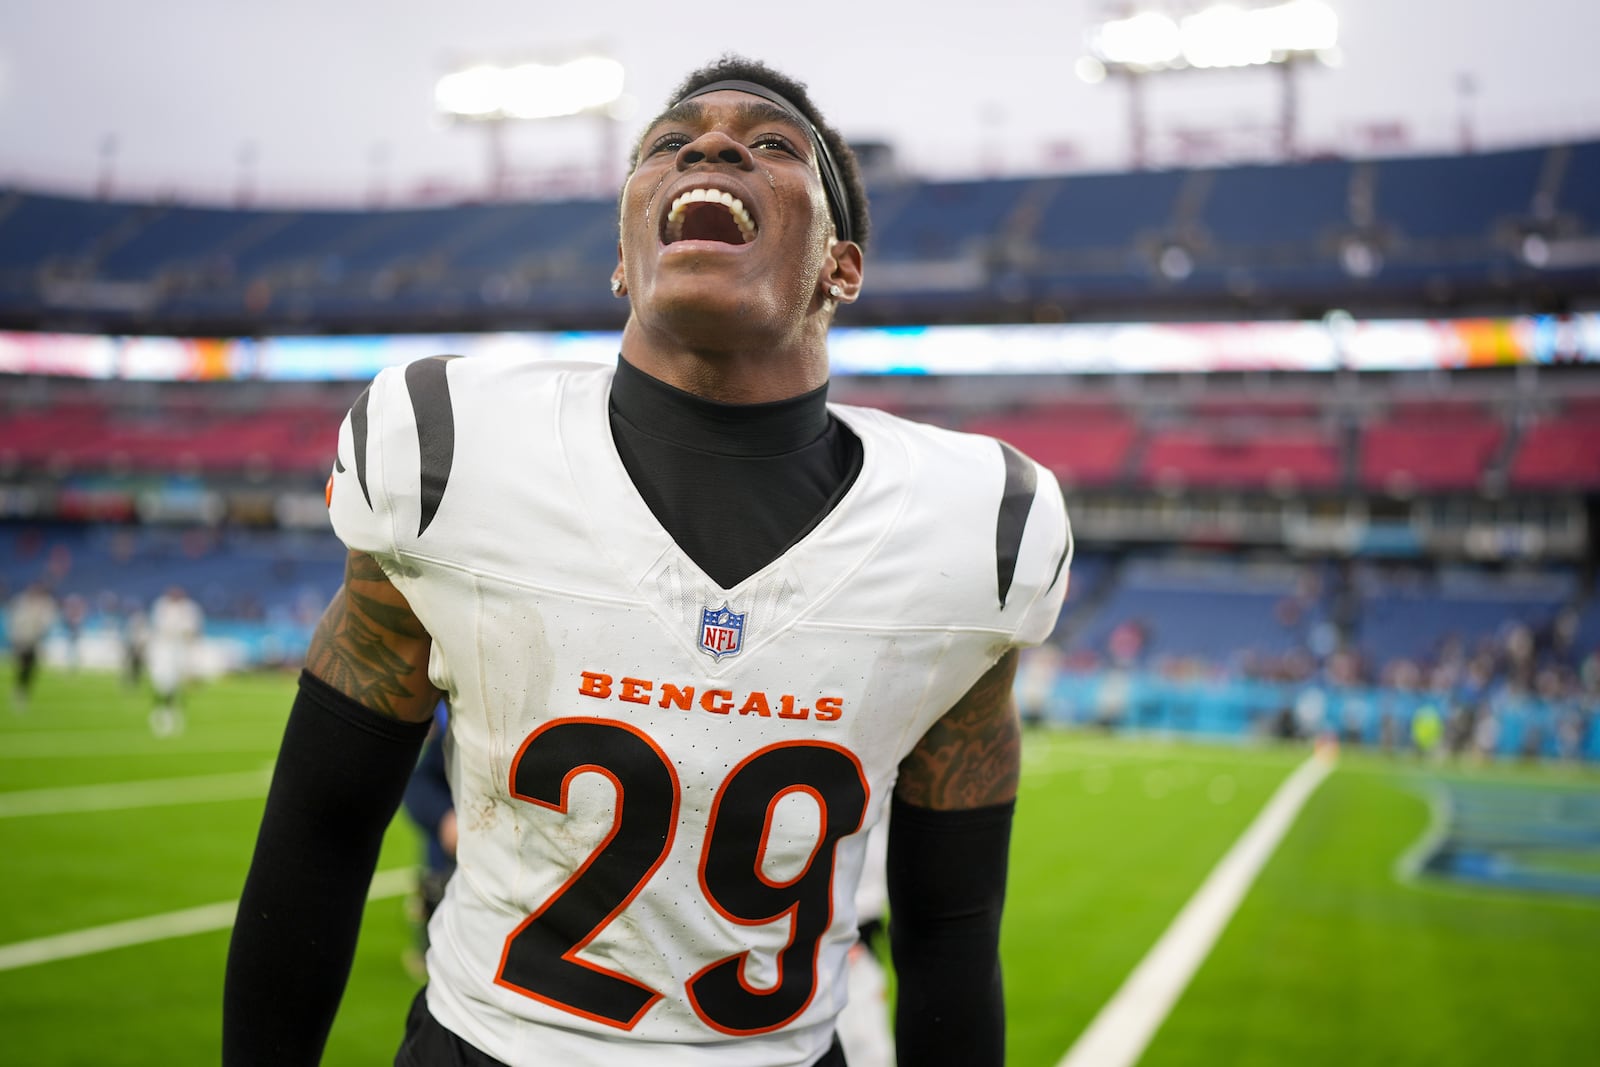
[224,55,1071,1067]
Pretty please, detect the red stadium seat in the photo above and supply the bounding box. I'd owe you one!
[1508,418,1600,490]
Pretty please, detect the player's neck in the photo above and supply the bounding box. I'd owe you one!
[618,317,830,404]
[610,354,830,456]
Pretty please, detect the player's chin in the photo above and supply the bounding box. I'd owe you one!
[644,271,767,317]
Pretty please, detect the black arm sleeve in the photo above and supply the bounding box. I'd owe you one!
[886,795,1015,1067]
[223,670,431,1066]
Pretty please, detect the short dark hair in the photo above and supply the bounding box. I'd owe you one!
[627,55,871,249]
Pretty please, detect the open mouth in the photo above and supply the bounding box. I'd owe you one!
[662,188,758,246]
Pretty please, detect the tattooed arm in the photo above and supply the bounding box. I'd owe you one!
[222,552,437,1066]
[895,648,1021,810]
[304,550,442,722]
[885,648,1021,1067]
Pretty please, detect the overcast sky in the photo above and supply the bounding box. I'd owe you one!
[3,0,1598,204]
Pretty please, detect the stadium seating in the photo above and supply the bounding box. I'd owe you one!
[1024,169,1191,300]
[1056,554,1586,684]
[962,407,1138,487]
[1350,566,1574,663]
[7,371,1585,502]
[1031,169,1189,255]
[94,204,279,282]
[1557,141,1600,231]
[1507,415,1600,490]
[1358,405,1504,493]
[1139,425,1341,491]
[0,398,336,476]
[1063,556,1313,666]
[872,177,1034,265]
[1200,159,1353,249]
[0,523,345,626]
[6,138,1593,331]
[0,192,145,274]
[1371,149,1544,244]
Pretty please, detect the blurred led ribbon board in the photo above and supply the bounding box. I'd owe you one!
[1,315,1597,380]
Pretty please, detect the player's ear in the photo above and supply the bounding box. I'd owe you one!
[821,240,862,304]
[611,253,627,298]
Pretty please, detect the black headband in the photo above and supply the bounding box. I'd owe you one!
[676,78,854,245]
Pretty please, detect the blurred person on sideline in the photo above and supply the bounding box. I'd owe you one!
[225,55,1072,1067]
[122,601,149,691]
[1015,642,1063,729]
[400,701,457,980]
[147,585,203,737]
[6,581,58,712]
[59,592,87,671]
[835,817,894,1067]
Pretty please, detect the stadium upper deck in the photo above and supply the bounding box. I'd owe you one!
[1,139,1596,335]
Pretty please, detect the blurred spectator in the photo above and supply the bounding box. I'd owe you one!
[401,702,455,979]
[122,602,149,691]
[1107,619,1148,667]
[7,581,59,712]
[147,586,204,737]
[1411,704,1444,760]
[1015,643,1063,729]
[59,593,88,671]
[836,817,893,1067]
[1468,705,1499,764]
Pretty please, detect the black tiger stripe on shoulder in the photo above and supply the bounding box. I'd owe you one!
[1047,479,1072,594]
[995,441,1038,609]
[405,355,461,537]
[1049,536,1071,593]
[349,386,373,509]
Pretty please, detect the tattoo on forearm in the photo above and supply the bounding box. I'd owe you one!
[896,649,1022,809]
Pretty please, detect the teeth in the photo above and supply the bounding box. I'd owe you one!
[663,188,757,244]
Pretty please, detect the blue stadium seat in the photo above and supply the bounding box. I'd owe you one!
[2,139,1594,327]
[1032,169,1187,252]
[0,192,145,271]
[870,177,1034,262]
[0,524,346,626]
[1353,568,1573,663]
[450,199,617,273]
[1372,148,1545,243]
[1556,141,1600,232]
[1066,557,1309,665]
[228,209,377,280]
[96,204,277,280]
[1201,159,1353,248]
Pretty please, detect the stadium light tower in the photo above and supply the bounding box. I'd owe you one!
[434,53,627,199]
[1078,1,1341,166]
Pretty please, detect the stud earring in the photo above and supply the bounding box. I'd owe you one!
[610,278,623,295]
[829,284,842,298]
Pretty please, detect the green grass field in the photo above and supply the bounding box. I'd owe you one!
[2,669,1597,1065]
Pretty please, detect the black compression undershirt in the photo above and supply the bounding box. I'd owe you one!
[608,355,863,589]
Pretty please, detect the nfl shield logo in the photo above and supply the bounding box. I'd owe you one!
[699,604,747,660]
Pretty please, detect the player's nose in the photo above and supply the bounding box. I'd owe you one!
[677,131,754,170]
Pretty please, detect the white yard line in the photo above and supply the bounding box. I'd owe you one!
[0,769,274,817]
[1056,749,1336,1067]
[1393,783,1453,884]
[0,868,416,972]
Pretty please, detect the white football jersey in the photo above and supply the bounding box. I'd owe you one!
[327,356,1071,1067]
[147,592,203,691]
